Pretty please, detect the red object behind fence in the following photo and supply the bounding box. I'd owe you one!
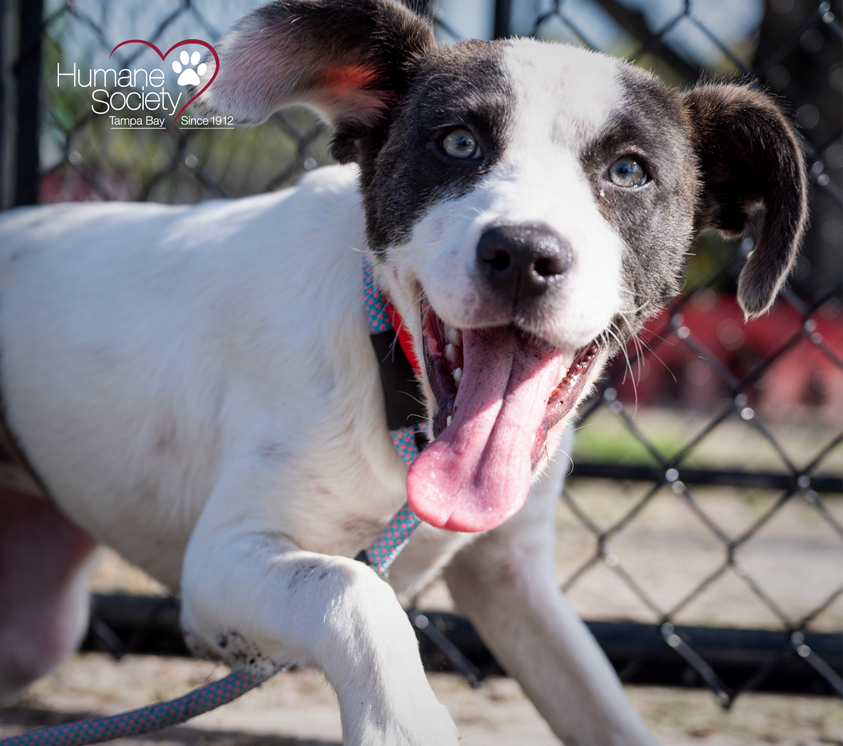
[612,295,842,421]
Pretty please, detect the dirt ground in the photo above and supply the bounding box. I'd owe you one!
[2,650,842,745]
[3,525,840,746]
[1,411,841,744]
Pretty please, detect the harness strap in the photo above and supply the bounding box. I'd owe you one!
[361,255,428,575]
[362,258,426,427]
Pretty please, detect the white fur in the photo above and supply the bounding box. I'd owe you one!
[0,42,660,746]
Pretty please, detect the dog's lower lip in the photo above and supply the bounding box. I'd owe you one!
[533,340,599,465]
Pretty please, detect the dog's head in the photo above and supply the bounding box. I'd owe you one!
[195,0,808,532]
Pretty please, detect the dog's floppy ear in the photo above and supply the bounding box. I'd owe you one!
[191,0,434,161]
[684,84,808,318]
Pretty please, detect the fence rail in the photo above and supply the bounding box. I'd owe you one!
[1,0,841,711]
[81,593,843,701]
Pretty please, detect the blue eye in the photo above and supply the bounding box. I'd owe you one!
[608,157,647,187]
[440,128,479,159]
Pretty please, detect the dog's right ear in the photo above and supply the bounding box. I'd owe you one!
[191,0,434,162]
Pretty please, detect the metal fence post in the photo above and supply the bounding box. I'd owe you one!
[13,0,42,206]
[0,0,15,209]
[493,0,511,39]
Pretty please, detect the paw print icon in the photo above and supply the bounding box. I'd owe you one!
[172,51,207,87]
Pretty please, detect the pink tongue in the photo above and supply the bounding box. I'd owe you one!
[407,328,566,532]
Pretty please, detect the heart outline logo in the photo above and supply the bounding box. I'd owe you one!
[110,39,220,129]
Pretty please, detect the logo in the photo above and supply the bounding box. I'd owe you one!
[55,39,219,130]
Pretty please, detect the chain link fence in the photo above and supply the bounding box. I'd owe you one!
[0,0,841,711]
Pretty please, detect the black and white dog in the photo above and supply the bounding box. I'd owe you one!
[0,1,807,744]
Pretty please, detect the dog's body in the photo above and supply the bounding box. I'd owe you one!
[0,2,807,744]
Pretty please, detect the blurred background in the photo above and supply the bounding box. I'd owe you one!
[0,1,841,743]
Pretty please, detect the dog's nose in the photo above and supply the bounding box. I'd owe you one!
[476,224,571,303]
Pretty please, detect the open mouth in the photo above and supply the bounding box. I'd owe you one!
[406,298,599,533]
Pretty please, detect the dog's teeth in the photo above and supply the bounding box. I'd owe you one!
[453,367,462,384]
[554,364,566,386]
[446,326,462,347]
[446,415,452,427]
[445,343,457,363]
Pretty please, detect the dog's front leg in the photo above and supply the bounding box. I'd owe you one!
[180,476,459,746]
[444,450,658,746]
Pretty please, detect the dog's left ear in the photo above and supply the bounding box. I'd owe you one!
[683,84,808,318]
[191,0,435,162]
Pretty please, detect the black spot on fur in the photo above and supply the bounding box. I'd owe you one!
[360,40,513,253]
[214,630,269,669]
[289,560,320,587]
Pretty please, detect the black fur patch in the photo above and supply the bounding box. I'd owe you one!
[580,65,698,340]
[213,629,270,668]
[359,40,513,253]
[197,0,434,135]
[682,84,807,316]
[204,4,511,255]
[252,0,437,161]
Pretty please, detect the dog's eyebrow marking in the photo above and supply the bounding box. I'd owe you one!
[583,115,659,160]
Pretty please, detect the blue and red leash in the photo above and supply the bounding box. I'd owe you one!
[0,257,427,746]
